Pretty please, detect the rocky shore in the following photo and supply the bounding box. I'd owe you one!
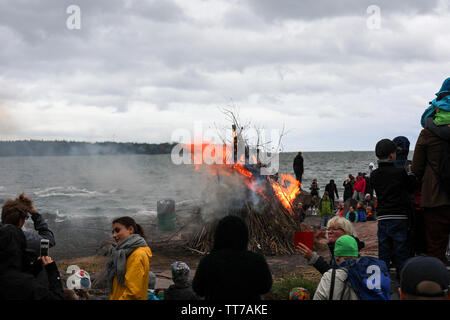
[56,212,380,300]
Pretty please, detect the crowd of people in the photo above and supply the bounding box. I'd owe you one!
[1,78,450,301]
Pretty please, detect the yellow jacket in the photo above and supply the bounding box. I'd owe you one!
[109,246,152,300]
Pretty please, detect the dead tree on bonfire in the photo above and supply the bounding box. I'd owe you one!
[186,108,306,256]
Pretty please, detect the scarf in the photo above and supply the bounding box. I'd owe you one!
[105,234,148,289]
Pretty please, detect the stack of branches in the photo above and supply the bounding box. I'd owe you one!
[186,179,303,256]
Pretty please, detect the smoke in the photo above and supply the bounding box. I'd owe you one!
[195,166,265,223]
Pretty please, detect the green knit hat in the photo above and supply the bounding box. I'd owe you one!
[334,235,358,257]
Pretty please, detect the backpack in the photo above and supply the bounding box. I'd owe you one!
[339,257,391,300]
[428,139,450,197]
[357,210,367,222]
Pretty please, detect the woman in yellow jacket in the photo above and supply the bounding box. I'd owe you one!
[105,216,152,300]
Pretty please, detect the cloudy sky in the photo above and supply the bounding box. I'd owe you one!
[1,0,450,151]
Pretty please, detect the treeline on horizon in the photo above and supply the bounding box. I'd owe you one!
[0,140,177,156]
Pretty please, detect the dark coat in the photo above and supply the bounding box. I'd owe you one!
[371,161,417,218]
[0,224,63,300]
[325,182,339,199]
[343,181,353,201]
[192,216,273,300]
[412,124,450,208]
[293,154,304,177]
[164,283,199,300]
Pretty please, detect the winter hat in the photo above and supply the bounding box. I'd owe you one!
[369,162,374,168]
[171,261,190,285]
[436,77,450,97]
[375,139,397,159]
[334,235,358,257]
[400,256,449,297]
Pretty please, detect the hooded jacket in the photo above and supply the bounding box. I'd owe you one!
[420,77,450,128]
[393,136,411,170]
[353,176,366,193]
[318,196,333,217]
[192,215,273,300]
[109,246,152,300]
[0,224,63,300]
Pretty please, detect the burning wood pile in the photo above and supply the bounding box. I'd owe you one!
[182,112,306,255]
[186,158,304,256]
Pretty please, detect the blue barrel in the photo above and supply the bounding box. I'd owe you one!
[157,200,176,231]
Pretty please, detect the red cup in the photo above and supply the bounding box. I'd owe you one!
[294,231,314,250]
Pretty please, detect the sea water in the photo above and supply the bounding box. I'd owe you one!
[0,151,407,258]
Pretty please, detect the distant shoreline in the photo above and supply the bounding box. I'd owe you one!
[0,140,176,157]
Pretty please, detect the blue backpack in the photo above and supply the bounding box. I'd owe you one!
[357,210,367,222]
[340,257,391,300]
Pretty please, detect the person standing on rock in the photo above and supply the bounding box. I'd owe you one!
[343,178,353,202]
[352,174,366,201]
[293,152,304,185]
[318,192,334,228]
[105,216,152,300]
[192,215,273,300]
[325,179,339,209]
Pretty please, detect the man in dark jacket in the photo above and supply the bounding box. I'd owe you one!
[371,139,417,276]
[325,179,339,209]
[0,224,63,300]
[412,115,450,264]
[192,215,273,300]
[343,178,353,202]
[293,152,304,184]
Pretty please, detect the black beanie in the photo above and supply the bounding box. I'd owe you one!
[375,139,397,159]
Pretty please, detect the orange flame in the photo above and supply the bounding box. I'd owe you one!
[270,174,301,213]
[185,141,301,212]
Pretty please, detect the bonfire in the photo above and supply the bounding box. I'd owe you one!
[184,117,306,256]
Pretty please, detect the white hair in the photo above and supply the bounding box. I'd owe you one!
[327,216,357,237]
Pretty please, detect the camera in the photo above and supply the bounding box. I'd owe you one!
[40,239,50,256]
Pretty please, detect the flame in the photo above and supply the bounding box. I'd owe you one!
[184,140,301,213]
[271,174,301,213]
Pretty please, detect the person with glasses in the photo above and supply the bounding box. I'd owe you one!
[296,216,365,274]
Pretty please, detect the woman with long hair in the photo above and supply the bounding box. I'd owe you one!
[105,216,152,300]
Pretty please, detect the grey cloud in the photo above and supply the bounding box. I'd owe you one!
[245,0,438,21]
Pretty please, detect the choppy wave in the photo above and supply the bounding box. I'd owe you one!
[34,186,103,198]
